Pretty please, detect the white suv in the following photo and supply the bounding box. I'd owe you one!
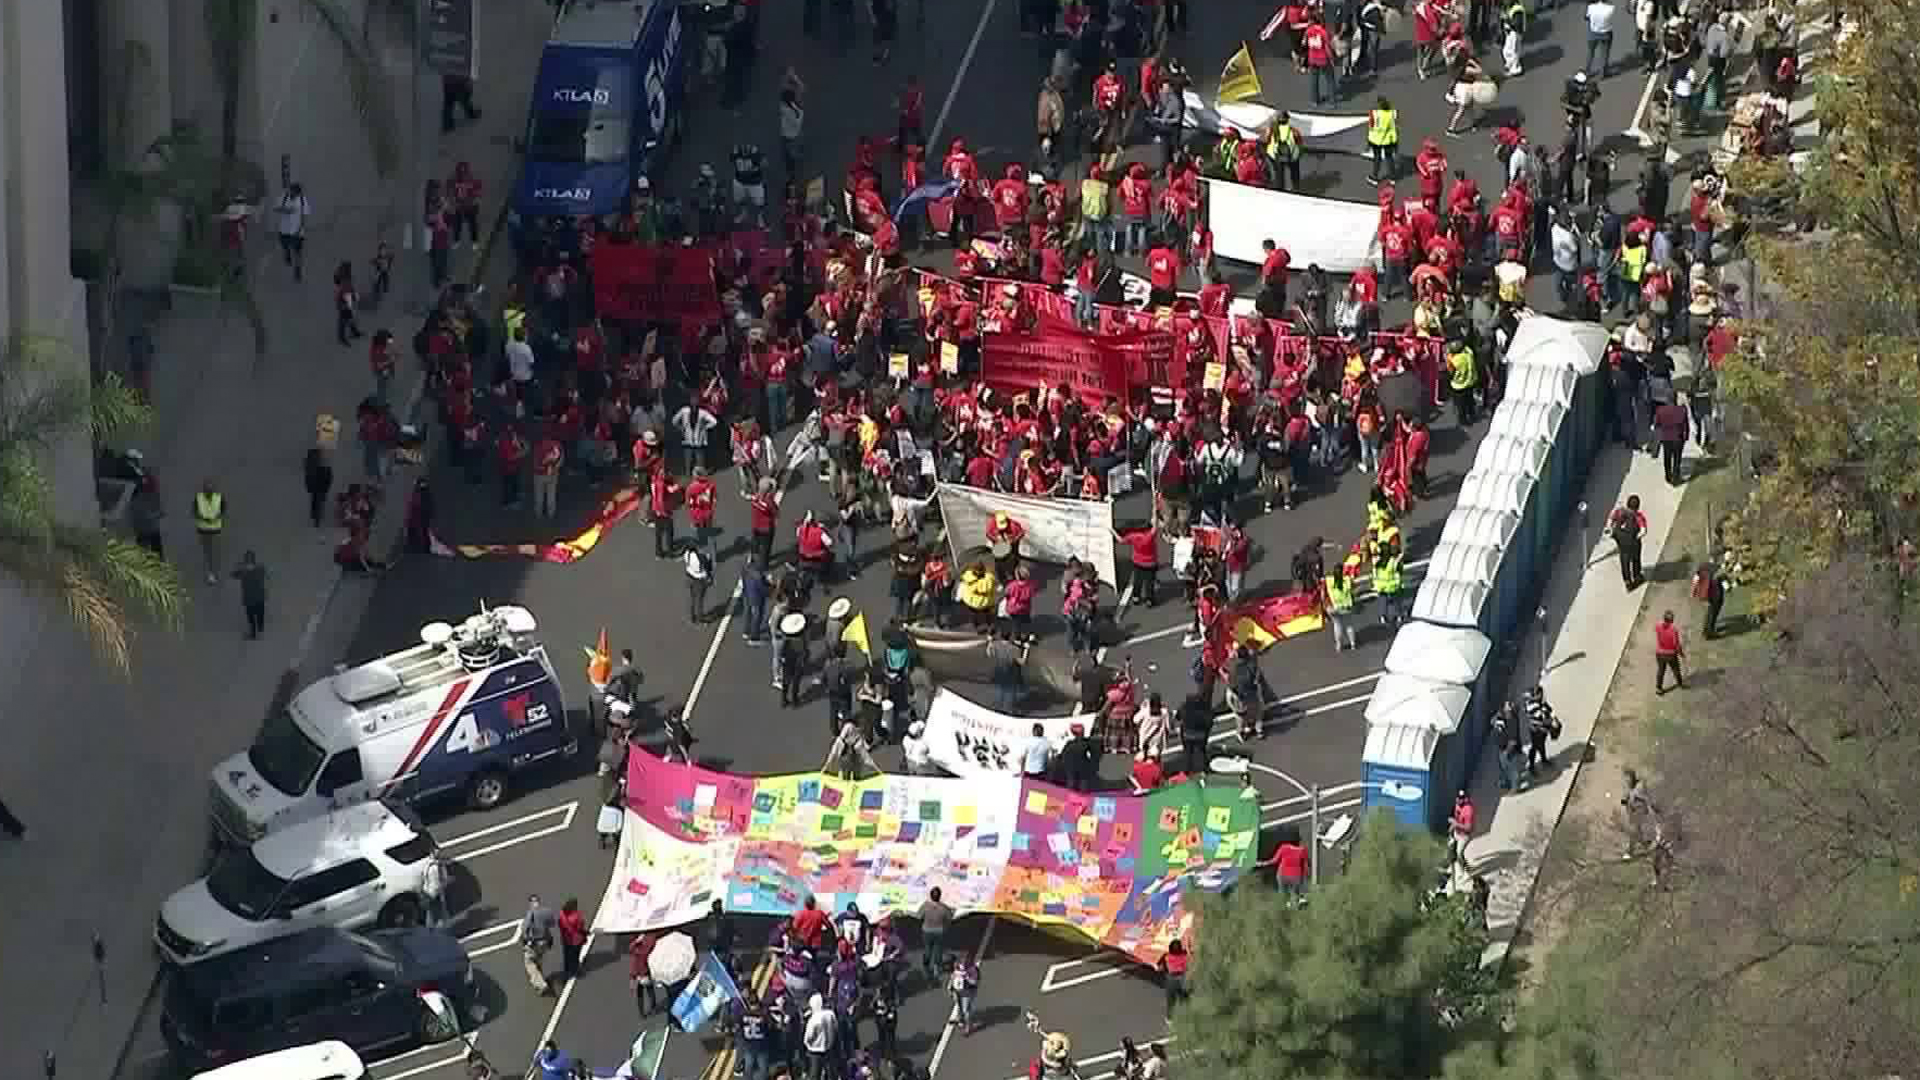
[156,802,438,965]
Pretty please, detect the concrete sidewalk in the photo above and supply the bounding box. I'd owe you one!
[0,4,552,1079]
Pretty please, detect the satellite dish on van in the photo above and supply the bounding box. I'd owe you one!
[495,606,538,635]
[420,622,455,647]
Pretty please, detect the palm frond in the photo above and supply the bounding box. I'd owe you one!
[303,0,403,178]
[0,523,185,674]
[53,524,186,630]
[89,372,150,442]
[0,338,97,460]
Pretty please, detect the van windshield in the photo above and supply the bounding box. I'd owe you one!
[205,849,291,921]
[248,709,326,797]
[527,114,631,165]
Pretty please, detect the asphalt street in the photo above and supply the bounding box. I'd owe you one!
[117,2,1663,1078]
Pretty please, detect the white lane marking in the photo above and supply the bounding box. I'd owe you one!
[438,801,579,861]
[528,930,597,1079]
[687,580,744,719]
[927,916,999,1075]
[927,0,999,151]
[1624,65,1662,141]
[1205,692,1375,745]
[458,919,524,959]
[1258,778,1364,813]
[1264,797,1364,830]
[382,1052,471,1080]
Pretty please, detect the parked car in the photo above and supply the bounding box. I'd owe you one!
[157,801,436,965]
[161,926,473,1073]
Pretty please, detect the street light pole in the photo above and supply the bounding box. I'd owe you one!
[1537,605,1550,681]
[1576,500,1589,565]
[1308,783,1322,887]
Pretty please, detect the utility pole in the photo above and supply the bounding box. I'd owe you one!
[1537,605,1550,680]
[405,0,427,252]
[1308,783,1322,887]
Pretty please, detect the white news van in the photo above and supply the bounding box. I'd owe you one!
[209,606,577,844]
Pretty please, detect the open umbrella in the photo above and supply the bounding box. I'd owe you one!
[648,931,698,986]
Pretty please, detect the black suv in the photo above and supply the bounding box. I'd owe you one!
[161,926,473,1073]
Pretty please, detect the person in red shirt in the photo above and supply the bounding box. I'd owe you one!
[795,511,834,584]
[556,898,589,981]
[628,931,662,1015]
[496,426,528,509]
[1037,235,1067,286]
[744,476,781,565]
[1379,214,1413,299]
[649,466,680,559]
[368,329,396,402]
[1262,835,1310,897]
[1303,16,1337,103]
[1145,241,1179,307]
[685,465,718,558]
[1405,418,1432,497]
[790,897,830,952]
[1448,789,1475,865]
[1259,238,1292,294]
[986,511,1026,578]
[1114,523,1160,609]
[896,76,924,149]
[449,161,483,249]
[1118,162,1154,255]
[1092,60,1125,148]
[1415,138,1448,213]
[532,432,564,519]
[1654,610,1686,693]
[1221,523,1251,600]
[1490,197,1525,260]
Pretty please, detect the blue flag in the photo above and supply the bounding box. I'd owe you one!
[670,952,744,1034]
[892,178,961,223]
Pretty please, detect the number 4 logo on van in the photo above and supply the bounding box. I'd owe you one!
[444,713,494,754]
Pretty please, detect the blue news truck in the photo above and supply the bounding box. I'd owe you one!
[510,0,687,248]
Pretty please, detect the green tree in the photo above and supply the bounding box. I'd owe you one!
[1175,816,1490,1080]
[0,339,184,670]
[1717,1,1920,613]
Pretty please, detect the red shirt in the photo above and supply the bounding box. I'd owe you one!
[1122,527,1158,568]
[1303,23,1332,66]
[1038,245,1066,285]
[750,492,778,533]
[1273,842,1308,881]
[965,455,996,488]
[556,907,587,948]
[796,521,830,559]
[369,338,394,376]
[686,476,717,527]
[1654,621,1683,656]
[1380,222,1412,264]
[533,438,563,477]
[1260,247,1291,286]
[496,433,526,471]
[1146,246,1179,290]
[791,907,830,948]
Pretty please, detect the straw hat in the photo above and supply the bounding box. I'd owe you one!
[828,597,853,620]
[780,612,808,636]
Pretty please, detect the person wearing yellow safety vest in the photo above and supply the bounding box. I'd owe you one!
[1366,97,1399,185]
[1618,227,1651,314]
[1265,111,1304,192]
[1323,561,1361,651]
[1446,336,1480,427]
[193,478,226,586]
[957,561,999,633]
[1371,544,1407,627]
[1366,487,1396,539]
[1373,520,1404,563]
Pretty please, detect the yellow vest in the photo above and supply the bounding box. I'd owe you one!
[1621,244,1648,283]
[1080,178,1110,221]
[194,491,225,533]
[1368,108,1398,147]
[1367,502,1391,535]
[1324,572,1355,613]
[1448,346,1477,390]
[1267,124,1300,162]
[1372,554,1402,594]
[503,304,527,339]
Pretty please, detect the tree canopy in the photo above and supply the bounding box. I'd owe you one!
[1175,817,1600,1080]
[0,339,182,670]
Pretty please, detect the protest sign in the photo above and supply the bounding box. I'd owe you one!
[922,689,1078,777]
[937,483,1119,586]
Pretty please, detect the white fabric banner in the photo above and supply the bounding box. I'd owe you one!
[1205,180,1382,272]
[923,688,1079,777]
[936,483,1119,586]
[593,809,736,933]
[1180,92,1373,141]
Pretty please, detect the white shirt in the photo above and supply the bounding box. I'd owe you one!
[1507,144,1532,189]
[1550,223,1580,272]
[275,192,312,237]
[802,1009,836,1054]
[674,405,717,447]
[902,733,932,771]
[507,339,535,383]
[685,548,711,581]
[1586,2,1617,33]
[780,101,805,140]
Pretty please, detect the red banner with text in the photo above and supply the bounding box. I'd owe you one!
[980,329,1170,405]
[592,243,723,324]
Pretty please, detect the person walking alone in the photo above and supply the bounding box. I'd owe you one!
[275,182,312,280]
[333,261,364,346]
[1610,495,1647,588]
[193,478,225,585]
[556,898,589,983]
[1653,610,1685,693]
[231,550,268,639]
[918,886,953,980]
[521,894,558,995]
[685,542,715,624]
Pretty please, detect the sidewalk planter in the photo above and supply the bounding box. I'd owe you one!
[1360,318,1612,833]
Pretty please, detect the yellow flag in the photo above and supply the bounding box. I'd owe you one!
[842,612,872,659]
[1219,43,1263,104]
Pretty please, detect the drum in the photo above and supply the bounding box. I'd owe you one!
[991,539,1014,560]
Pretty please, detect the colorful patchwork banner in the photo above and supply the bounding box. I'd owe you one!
[428,487,641,563]
[594,753,1260,964]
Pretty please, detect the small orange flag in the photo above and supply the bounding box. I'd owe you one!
[585,628,612,688]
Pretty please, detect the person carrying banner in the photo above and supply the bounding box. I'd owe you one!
[986,511,1027,579]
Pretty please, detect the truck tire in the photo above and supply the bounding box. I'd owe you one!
[468,769,509,811]
[380,895,425,929]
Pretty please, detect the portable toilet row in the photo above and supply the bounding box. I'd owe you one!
[1362,317,1614,833]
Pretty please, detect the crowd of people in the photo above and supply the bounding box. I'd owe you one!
[359,0,1812,1077]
